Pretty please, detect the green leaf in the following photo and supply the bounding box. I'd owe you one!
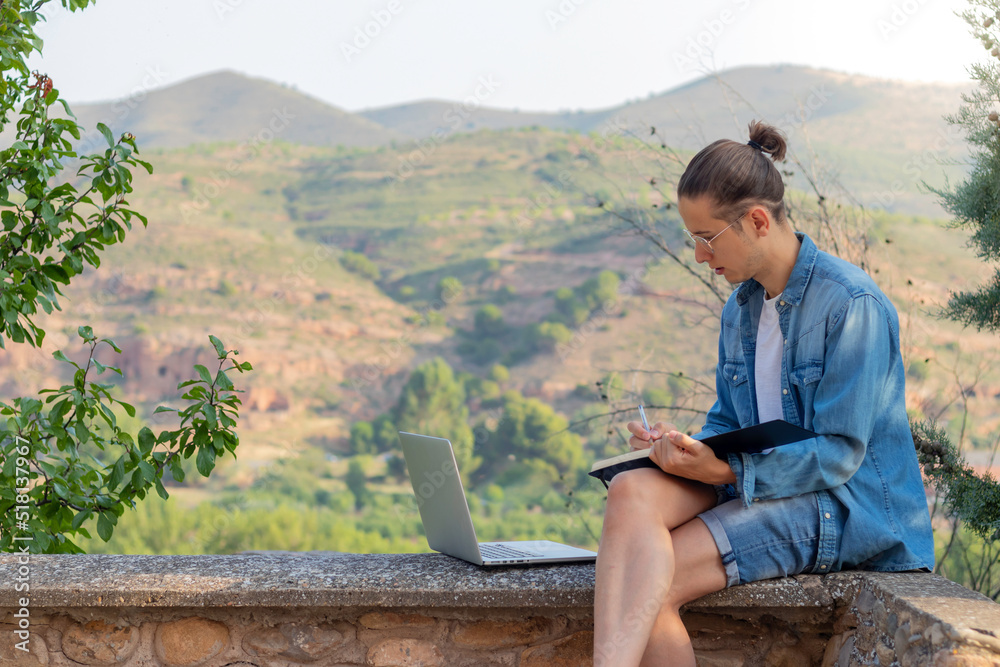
[196,445,216,476]
[138,427,155,455]
[204,404,218,429]
[194,364,213,384]
[71,509,92,531]
[119,401,135,417]
[108,457,125,489]
[208,334,226,357]
[53,479,69,497]
[96,513,113,541]
[96,122,114,148]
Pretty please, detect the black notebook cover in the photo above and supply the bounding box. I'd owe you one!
[589,419,817,487]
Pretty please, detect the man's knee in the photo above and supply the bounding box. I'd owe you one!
[606,468,662,509]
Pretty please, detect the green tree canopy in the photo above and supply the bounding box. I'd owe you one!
[392,357,476,475]
[478,390,585,479]
[932,2,1000,331]
[0,0,249,553]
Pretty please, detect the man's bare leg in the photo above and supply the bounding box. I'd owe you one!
[638,516,728,666]
[593,468,719,667]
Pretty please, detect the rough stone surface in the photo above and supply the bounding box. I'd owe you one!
[452,616,557,648]
[367,637,444,666]
[154,616,230,666]
[61,619,139,665]
[243,622,346,661]
[359,611,436,630]
[0,626,48,666]
[932,648,1000,666]
[695,650,748,667]
[0,554,997,666]
[0,553,596,609]
[520,630,593,667]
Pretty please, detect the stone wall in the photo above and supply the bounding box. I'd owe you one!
[0,553,998,666]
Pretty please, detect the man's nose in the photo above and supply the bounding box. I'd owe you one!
[694,244,712,264]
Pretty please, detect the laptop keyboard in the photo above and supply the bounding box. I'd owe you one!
[479,543,543,560]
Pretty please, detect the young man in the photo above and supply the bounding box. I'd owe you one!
[593,122,934,667]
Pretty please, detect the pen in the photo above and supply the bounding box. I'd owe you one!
[638,404,650,432]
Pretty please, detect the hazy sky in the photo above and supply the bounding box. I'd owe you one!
[28,0,988,113]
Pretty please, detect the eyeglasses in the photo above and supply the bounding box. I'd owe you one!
[682,211,750,254]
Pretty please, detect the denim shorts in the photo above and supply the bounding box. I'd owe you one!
[698,486,845,587]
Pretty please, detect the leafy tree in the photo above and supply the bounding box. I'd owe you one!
[524,321,573,353]
[931,1,1000,332]
[554,287,589,326]
[478,390,585,478]
[0,0,249,553]
[340,250,381,281]
[349,421,376,455]
[488,364,510,383]
[919,0,1000,598]
[392,357,476,475]
[371,413,397,452]
[436,276,463,303]
[579,270,621,311]
[345,458,371,510]
[474,304,506,338]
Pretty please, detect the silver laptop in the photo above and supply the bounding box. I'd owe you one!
[398,431,597,566]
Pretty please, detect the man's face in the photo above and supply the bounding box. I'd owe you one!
[677,195,763,286]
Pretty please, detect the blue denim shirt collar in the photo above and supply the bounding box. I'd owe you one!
[735,232,816,308]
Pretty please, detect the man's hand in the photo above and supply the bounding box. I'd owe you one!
[626,419,677,450]
[626,421,737,485]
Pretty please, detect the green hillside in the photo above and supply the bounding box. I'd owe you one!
[3,123,995,556]
[55,65,974,218]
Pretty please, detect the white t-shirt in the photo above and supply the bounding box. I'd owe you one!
[755,293,784,453]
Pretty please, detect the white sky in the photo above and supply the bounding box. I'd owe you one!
[28,0,990,113]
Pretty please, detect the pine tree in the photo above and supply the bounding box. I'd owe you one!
[932,1,1000,331]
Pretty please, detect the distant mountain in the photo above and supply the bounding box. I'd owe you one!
[356,99,619,138]
[46,66,973,215]
[358,65,969,150]
[67,70,402,150]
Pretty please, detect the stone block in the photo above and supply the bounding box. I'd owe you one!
[838,634,856,667]
[932,649,1000,666]
[854,589,877,615]
[520,630,593,667]
[359,612,436,630]
[61,619,139,665]
[154,616,230,667]
[451,617,557,648]
[243,622,347,662]
[0,625,48,666]
[875,639,896,666]
[367,638,444,666]
[766,644,814,667]
[695,649,747,666]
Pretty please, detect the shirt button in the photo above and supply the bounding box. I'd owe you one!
[779,300,786,306]
[782,389,788,395]
[733,375,739,381]
[820,564,827,570]
[824,512,831,519]
[753,497,760,502]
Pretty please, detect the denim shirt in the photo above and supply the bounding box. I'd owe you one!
[692,233,935,572]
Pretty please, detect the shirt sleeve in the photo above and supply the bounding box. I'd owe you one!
[727,294,895,507]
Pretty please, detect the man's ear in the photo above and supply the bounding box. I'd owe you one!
[748,206,771,237]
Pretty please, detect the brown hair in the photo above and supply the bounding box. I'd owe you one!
[677,120,788,223]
